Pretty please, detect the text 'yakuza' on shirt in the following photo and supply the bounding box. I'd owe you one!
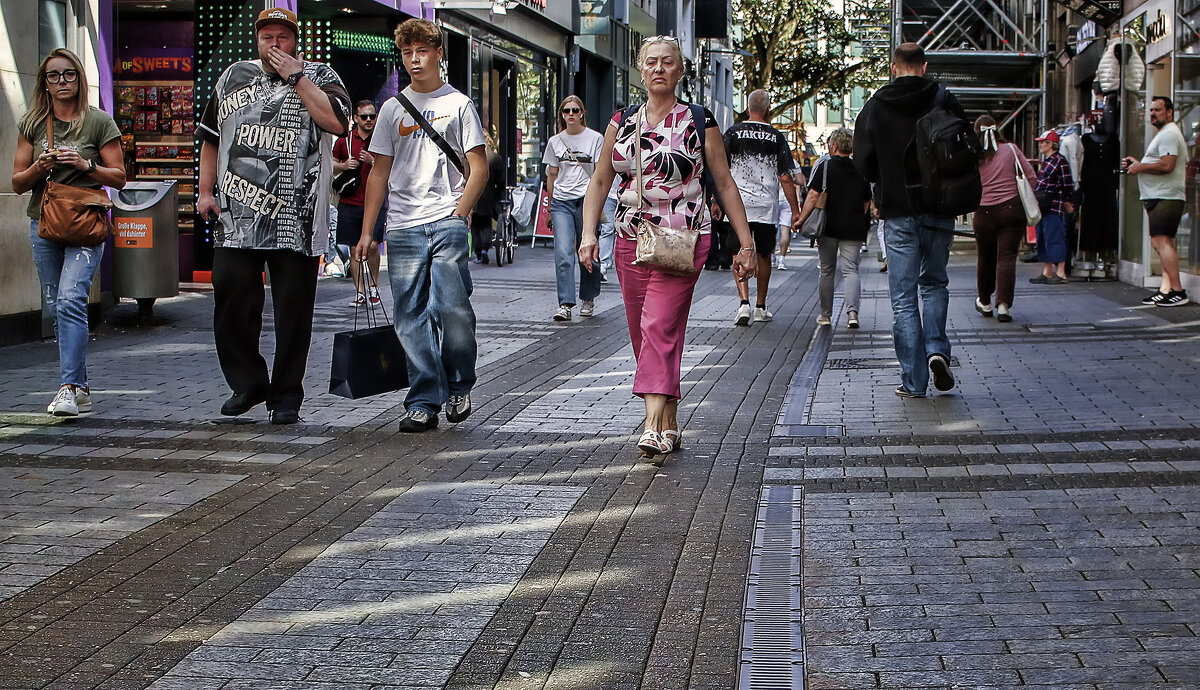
[200,59,350,255]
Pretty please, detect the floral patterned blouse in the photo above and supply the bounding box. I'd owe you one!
[609,103,717,240]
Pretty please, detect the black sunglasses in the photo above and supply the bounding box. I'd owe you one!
[358,113,377,120]
[561,107,582,114]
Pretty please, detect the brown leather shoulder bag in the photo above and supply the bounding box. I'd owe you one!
[38,115,113,246]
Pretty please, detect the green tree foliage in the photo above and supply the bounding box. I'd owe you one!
[732,0,889,120]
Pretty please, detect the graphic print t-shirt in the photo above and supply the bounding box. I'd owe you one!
[542,128,604,200]
[723,121,794,224]
[370,84,486,228]
[22,108,122,220]
[199,59,350,255]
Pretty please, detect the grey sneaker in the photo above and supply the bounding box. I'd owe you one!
[73,386,92,413]
[753,306,773,322]
[398,408,438,433]
[579,300,594,317]
[446,393,472,423]
[553,305,572,322]
[47,385,78,416]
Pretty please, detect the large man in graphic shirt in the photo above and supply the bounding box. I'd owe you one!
[198,8,350,424]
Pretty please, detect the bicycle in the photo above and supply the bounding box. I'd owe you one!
[494,191,516,266]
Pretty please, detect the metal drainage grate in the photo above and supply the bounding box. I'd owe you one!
[738,485,805,690]
[827,356,960,370]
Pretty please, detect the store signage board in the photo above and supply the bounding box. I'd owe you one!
[114,21,193,80]
[1134,0,1175,63]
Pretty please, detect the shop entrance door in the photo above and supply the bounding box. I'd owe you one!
[492,58,517,187]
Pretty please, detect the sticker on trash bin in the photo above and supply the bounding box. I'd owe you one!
[115,217,153,248]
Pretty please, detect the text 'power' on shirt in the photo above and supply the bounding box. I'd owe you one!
[199,59,350,255]
[370,84,486,229]
[542,128,605,200]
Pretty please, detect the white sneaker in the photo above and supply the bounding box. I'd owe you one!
[47,385,78,416]
[734,304,752,326]
[776,256,788,271]
[579,300,594,317]
[368,286,381,305]
[753,306,773,322]
[74,386,92,413]
[553,305,572,322]
[350,293,366,307]
[816,314,832,326]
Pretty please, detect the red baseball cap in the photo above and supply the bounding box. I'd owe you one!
[1034,130,1060,143]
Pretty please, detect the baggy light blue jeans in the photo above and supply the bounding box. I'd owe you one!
[551,196,602,306]
[30,220,104,389]
[883,215,954,396]
[599,195,618,274]
[386,215,477,415]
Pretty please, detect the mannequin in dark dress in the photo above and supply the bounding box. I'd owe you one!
[1079,95,1121,253]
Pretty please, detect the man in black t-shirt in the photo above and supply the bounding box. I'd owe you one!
[717,90,801,326]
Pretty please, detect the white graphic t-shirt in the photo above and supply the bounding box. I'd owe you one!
[543,128,604,200]
[370,84,486,228]
[199,59,350,255]
[723,121,794,224]
[1138,121,1188,201]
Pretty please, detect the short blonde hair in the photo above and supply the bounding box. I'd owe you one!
[828,128,853,155]
[636,36,683,70]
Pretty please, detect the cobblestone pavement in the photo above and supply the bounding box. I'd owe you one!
[0,240,1198,689]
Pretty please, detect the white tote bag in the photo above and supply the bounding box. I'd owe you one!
[1012,144,1041,225]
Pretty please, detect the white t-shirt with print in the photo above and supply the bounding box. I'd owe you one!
[543,128,604,200]
[1138,121,1188,201]
[370,84,486,228]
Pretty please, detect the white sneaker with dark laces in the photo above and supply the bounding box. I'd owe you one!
[553,305,572,322]
[579,300,594,317]
[446,393,472,423]
[47,386,78,416]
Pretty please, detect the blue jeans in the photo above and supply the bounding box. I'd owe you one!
[551,196,602,305]
[386,215,477,414]
[1035,213,1067,264]
[599,195,618,273]
[883,215,954,395]
[30,220,104,388]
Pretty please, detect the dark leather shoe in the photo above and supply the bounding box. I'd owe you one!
[221,392,267,416]
[269,409,299,425]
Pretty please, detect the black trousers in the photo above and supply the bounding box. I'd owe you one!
[213,247,319,412]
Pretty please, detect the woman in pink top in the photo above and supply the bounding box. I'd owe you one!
[578,36,756,461]
[973,115,1037,323]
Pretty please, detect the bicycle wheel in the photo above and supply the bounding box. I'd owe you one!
[494,214,507,266]
[502,216,515,263]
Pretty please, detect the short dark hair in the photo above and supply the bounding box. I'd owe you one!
[893,43,926,70]
[1153,95,1174,112]
[354,99,375,113]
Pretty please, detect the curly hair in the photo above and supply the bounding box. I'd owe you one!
[394,18,442,50]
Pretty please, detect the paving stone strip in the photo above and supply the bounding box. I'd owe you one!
[147,482,585,690]
[0,468,246,604]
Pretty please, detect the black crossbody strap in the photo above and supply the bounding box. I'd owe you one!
[395,92,465,175]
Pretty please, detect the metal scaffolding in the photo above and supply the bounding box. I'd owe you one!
[893,0,1047,139]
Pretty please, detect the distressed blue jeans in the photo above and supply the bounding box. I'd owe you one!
[386,215,477,415]
[883,215,954,395]
[551,196,602,305]
[599,195,618,274]
[30,220,103,388]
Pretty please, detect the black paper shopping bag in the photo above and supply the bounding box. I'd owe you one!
[328,268,408,399]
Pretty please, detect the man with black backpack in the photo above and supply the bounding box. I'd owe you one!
[854,42,980,399]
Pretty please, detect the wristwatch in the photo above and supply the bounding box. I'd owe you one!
[285,72,303,87]
[86,159,96,174]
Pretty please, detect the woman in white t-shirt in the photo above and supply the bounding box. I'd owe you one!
[543,96,605,322]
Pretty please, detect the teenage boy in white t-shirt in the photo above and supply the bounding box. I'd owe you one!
[354,18,488,433]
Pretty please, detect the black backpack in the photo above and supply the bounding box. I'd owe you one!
[906,85,982,217]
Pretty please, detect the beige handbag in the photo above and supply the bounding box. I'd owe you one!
[630,107,699,276]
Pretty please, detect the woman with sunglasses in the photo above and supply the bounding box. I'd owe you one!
[11,49,125,417]
[579,36,757,460]
[543,95,605,321]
